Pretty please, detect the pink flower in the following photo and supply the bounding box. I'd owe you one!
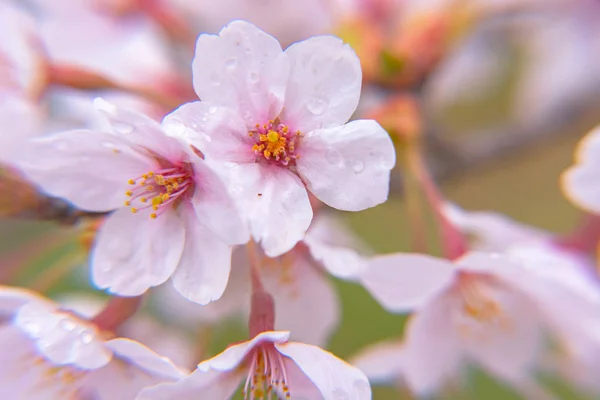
[166,20,396,257]
[355,251,600,396]
[0,286,186,399]
[139,330,371,400]
[23,99,249,304]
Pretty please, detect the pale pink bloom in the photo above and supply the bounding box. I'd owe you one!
[30,0,178,90]
[0,286,185,400]
[166,21,395,257]
[0,93,43,165]
[139,330,371,400]
[154,214,367,347]
[563,125,600,213]
[357,251,600,395]
[23,99,249,304]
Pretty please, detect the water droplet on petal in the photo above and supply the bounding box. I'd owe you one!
[209,72,221,86]
[23,321,41,337]
[80,330,94,344]
[208,106,218,114]
[307,94,329,116]
[101,141,116,149]
[60,319,76,331]
[112,122,134,134]
[249,71,259,83]
[225,57,237,70]
[325,149,343,166]
[331,388,350,400]
[353,160,365,173]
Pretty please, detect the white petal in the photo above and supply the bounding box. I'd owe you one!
[297,120,395,211]
[171,206,233,305]
[192,21,289,126]
[459,279,544,383]
[350,340,405,384]
[303,215,368,280]
[202,331,290,372]
[281,36,362,132]
[276,342,371,399]
[94,98,188,163]
[163,101,254,163]
[359,253,456,312]
[234,164,312,257]
[191,160,249,245]
[137,368,241,400]
[263,255,339,347]
[105,338,186,380]
[401,291,463,395]
[14,302,111,369]
[22,130,155,212]
[92,207,185,296]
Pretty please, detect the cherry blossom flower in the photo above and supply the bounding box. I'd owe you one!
[0,286,185,399]
[356,251,600,395]
[139,330,372,400]
[165,20,396,257]
[22,99,249,304]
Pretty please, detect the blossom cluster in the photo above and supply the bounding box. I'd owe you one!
[2,0,600,399]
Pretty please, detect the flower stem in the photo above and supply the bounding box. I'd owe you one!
[246,242,276,336]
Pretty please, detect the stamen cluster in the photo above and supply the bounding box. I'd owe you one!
[125,164,193,219]
[243,344,291,400]
[249,119,302,167]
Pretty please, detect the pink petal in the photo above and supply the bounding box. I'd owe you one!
[359,253,456,312]
[276,341,371,399]
[562,127,600,213]
[190,160,249,245]
[14,302,112,370]
[303,215,368,280]
[192,21,289,126]
[105,338,186,380]
[281,36,362,132]
[297,119,395,211]
[171,205,233,305]
[233,164,312,257]
[263,255,339,347]
[0,286,52,319]
[203,331,290,372]
[91,207,185,296]
[137,368,241,400]
[95,98,188,163]
[458,280,544,384]
[401,291,463,395]
[350,339,405,384]
[163,101,254,164]
[23,130,155,212]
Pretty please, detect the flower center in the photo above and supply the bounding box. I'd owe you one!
[249,119,302,167]
[243,344,290,400]
[125,164,193,219]
[456,273,507,327]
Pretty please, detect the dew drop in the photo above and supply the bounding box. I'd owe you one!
[208,106,218,114]
[307,94,328,115]
[112,121,134,134]
[249,71,259,83]
[209,72,221,86]
[352,160,365,174]
[60,319,76,332]
[23,321,41,337]
[325,149,343,166]
[225,57,237,70]
[101,141,116,149]
[331,388,350,400]
[80,330,94,344]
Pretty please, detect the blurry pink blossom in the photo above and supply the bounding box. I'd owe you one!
[563,125,600,214]
[166,20,395,257]
[0,286,185,400]
[139,330,371,400]
[23,99,249,304]
[356,251,600,395]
